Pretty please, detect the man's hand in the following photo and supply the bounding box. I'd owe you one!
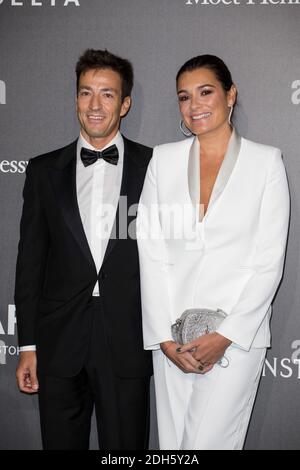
[16,351,39,393]
[160,340,201,374]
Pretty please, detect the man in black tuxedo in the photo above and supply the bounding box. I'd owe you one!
[15,49,153,450]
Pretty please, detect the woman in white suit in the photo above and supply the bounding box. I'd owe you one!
[136,55,290,450]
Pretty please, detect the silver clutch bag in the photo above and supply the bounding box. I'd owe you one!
[171,308,227,344]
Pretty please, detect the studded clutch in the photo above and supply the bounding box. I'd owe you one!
[171,308,227,344]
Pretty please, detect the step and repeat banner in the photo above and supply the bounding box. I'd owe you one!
[0,0,299,450]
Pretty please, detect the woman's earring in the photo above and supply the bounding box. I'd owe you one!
[180,120,193,137]
[228,105,233,125]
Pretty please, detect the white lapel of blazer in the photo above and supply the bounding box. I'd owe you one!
[209,128,241,211]
[187,128,242,224]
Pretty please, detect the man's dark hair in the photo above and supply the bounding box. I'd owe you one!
[76,49,134,100]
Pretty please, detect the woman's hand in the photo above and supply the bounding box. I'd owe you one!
[160,340,202,374]
[176,333,232,374]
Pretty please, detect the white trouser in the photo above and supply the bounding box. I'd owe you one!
[153,345,266,450]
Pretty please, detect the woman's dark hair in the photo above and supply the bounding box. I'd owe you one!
[76,49,134,101]
[176,54,234,93]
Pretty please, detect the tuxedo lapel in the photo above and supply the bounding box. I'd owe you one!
[48,141,96,272]
[102,138,145,266]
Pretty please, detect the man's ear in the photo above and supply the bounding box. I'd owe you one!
[120,96,131,118]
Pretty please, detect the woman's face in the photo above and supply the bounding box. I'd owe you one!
[177,67,236,138]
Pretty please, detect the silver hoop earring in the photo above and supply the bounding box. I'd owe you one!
[228,105,233,125]
[180,120,193,137]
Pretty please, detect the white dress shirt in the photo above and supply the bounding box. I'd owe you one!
[77,131,124,294]
[19,131,124,351]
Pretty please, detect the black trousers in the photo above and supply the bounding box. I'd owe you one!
[38,297,151,450]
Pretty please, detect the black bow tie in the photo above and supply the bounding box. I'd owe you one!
[80,144,119,167]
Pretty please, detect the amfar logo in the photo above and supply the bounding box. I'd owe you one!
[291,80,300,104]
[0,160,28,173]
[0,0,80,6]
[0,305,18,365]
[0,80,6,105]
[262,340,300,379]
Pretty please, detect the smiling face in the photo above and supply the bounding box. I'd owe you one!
[177,67,236,138]
[76,68,131,149]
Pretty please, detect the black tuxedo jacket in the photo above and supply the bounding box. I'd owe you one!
[15,137,153,378]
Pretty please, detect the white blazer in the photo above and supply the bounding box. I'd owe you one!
[137,135,290,351]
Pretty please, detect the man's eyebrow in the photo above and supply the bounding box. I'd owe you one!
[78,85,117,93]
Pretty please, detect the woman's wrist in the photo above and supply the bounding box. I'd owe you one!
[160,340,175,355]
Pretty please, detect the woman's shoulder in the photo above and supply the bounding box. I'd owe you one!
[146,138,193,179]
[241,136,281,159]
[240,137,287,182]
[153,137,193,156]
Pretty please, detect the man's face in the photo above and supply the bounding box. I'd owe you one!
[77,68,131,149]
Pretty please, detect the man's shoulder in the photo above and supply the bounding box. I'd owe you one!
[29,140,77,169]
[123,136,153,166]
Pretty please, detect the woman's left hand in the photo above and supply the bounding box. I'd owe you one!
[177,333,232,374]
